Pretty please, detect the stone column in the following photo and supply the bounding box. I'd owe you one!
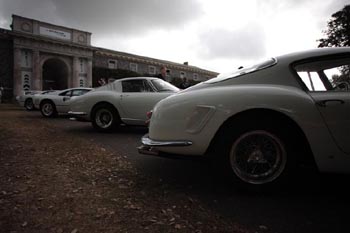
[32,50,41,90]
[87,58,92,87]
[72,56,79,88]
[13,47,22,97]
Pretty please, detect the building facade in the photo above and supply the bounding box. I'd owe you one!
[0,15,218,100]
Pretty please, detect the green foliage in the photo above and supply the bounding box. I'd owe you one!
[331,65,350,85]
[92,67,140,87]
[318,5,350,47]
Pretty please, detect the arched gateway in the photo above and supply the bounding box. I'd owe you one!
[42,58,68,90]
[11,15,93,96]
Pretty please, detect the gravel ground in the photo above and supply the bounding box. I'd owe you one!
[0,104,251,233]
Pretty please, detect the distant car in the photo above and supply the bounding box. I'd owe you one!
[16,90,55,110]
[68,77,179,132]
[139,47,350,188]
[34,87,93,117]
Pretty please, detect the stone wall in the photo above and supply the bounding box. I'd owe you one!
[0,31,14,100]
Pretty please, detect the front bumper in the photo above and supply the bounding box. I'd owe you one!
[138,134,192,156]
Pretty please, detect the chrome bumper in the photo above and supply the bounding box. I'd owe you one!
[68,111,87,116]
[138,134,192,156]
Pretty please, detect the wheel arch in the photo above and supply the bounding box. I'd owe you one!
[90,101,120,120]
[40,98,55,107]
[207,108,317,169]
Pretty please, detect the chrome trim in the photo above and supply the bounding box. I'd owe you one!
[138,145,159,156]
[68,111,87,116]
[141,134,192,147]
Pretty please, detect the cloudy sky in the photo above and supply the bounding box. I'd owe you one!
[0,0,348,73]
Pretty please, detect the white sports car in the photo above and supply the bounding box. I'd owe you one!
[139,47,350,188]
[68,77,179,132]
[16,90,55,110]
[34,87,93,117]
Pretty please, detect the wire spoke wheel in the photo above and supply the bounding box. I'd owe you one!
[230,130,287,185]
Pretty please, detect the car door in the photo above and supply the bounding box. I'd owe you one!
[119,79,170,124]
[295,56,350,154]
[56,90,72,113]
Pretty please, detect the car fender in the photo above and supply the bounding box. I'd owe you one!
[149,84,341,171]
[69,90,124,120]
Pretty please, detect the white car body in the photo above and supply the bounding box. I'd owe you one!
[139,47,350,187]
[34,87,93,117]
[68,77,179,131]
[16,90,54,110]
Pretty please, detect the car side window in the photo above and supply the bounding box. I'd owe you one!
[294,57,350,92]
[122,80,154,92]
[72,89,89,96]
[59,91,72,96]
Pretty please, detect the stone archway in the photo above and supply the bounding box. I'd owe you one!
[42,58,68,90]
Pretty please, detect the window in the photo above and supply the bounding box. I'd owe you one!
[21,50,32,68]
[151,79,179,92]
[60,91,72,96]
[122,80,154,92]
[108,60,117,69]
[294,57,350,91]
[193,73,198,81]
[297,71,327,91]
[72,89,91,96]
[166,69,171,77]
[149,66,156,75]
[130,63,138,72]
[79,58,85,73]
[180,71,186,79]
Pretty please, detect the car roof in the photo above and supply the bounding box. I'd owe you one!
[114,77,159,83]
[276,47,350,64]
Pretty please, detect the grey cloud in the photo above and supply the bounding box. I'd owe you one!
[0,0,202,35]
[198,25,266,60]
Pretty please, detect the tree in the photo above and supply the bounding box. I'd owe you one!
[318,5,350,47]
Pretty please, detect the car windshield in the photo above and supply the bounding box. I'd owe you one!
[151,79,179,92]
[205,58,277,84]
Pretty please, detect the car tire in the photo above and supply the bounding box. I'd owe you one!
[91,103,121,132]
[216,119,296,190]
[40,100,57,118]
[24,98,35,111]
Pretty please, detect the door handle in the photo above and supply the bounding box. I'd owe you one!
[316,99,345,107]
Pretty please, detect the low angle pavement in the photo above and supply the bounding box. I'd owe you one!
[0,103,349,233]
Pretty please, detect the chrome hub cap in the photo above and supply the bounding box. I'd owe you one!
[42,103,53,116]
[95,109,113,129]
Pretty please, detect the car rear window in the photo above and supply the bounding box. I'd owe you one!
[205,58,277,84]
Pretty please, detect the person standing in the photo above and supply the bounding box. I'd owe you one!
[155,66,167,81]
[179,77,190,89]
[98,78,106,86]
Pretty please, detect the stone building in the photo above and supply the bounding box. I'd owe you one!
[0,15,218,100]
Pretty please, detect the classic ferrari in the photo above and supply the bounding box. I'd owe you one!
[139,47,350,188]
[68,77,179,132]
[34,87,93,117]
[16,90,55,110]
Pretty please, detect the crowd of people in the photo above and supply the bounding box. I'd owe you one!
[155,66,192,89]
